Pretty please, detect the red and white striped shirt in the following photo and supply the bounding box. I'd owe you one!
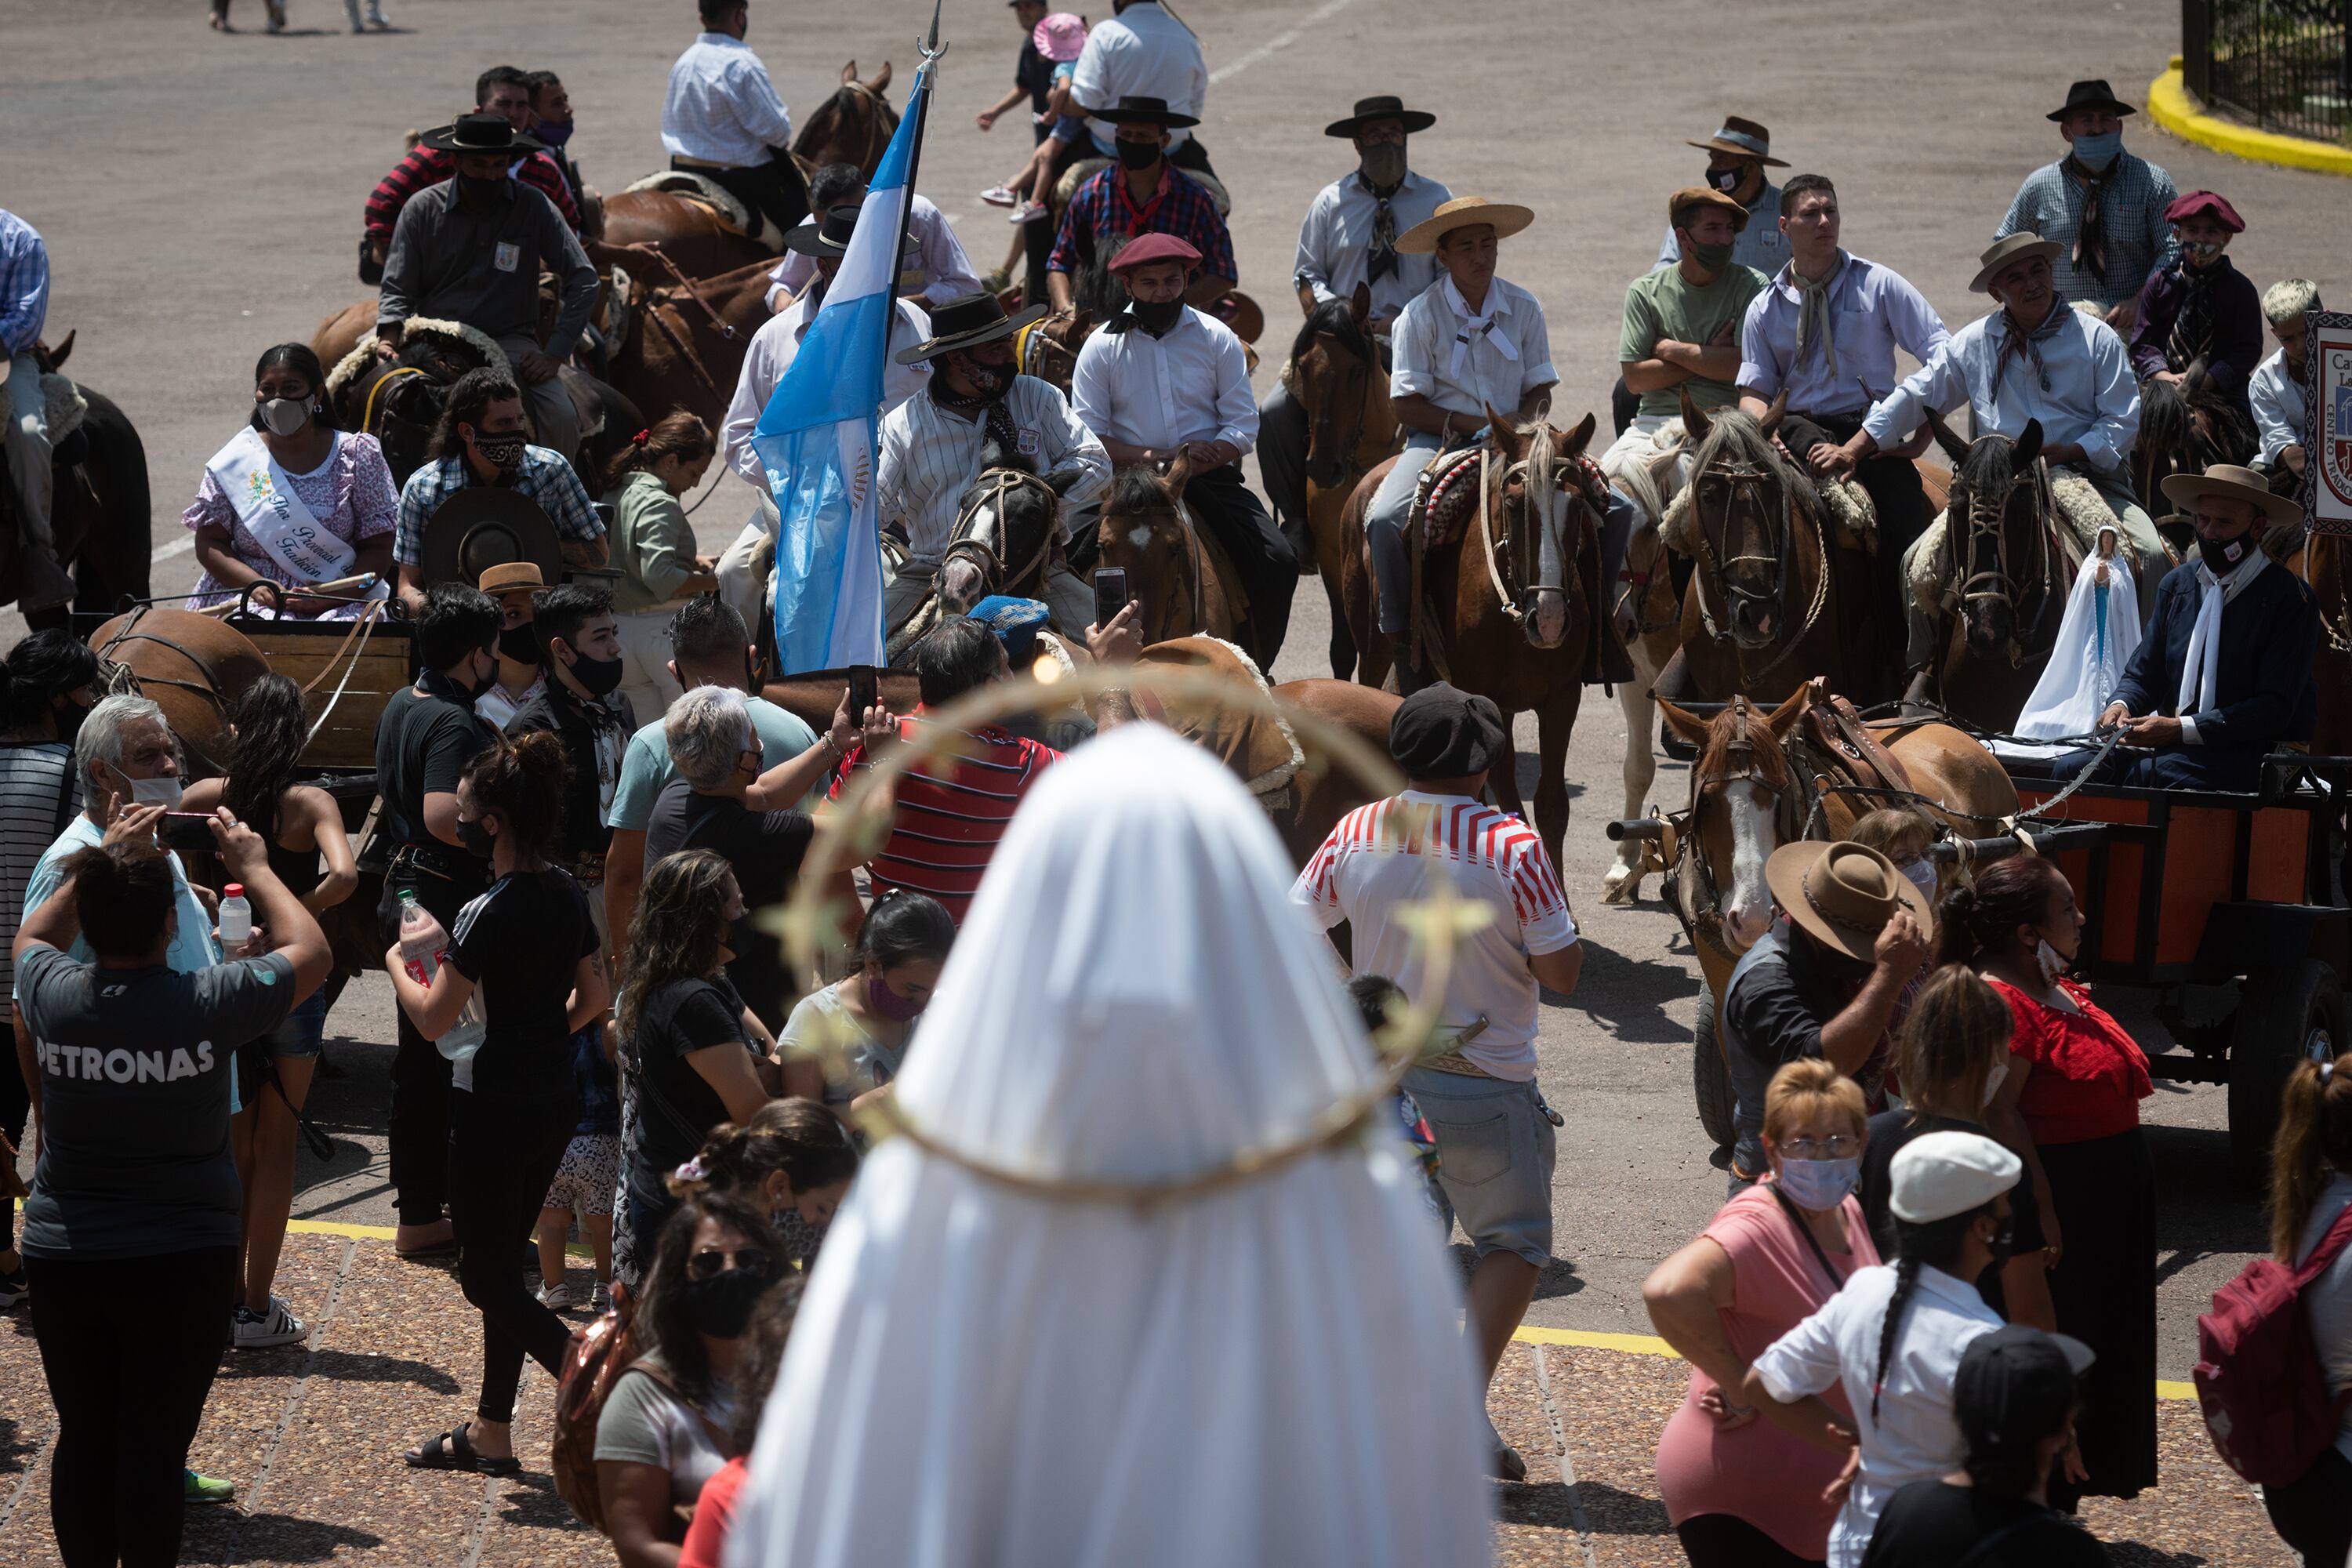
[1292,789,1576,1078]
[833,713,1060,926]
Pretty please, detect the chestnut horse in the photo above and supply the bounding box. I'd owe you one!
[1014,307,1096,397]
[1094,456,1248,651]
[89,608,269,776]
[603,256,774,434]
[1290,285,1396,680]
[1339,412,1602,866]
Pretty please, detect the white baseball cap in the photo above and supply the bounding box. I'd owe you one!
[1889,1130,2021,1222]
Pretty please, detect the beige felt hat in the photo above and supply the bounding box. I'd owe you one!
[1765,840,1933,964]
[1396,196,1534,256]
[2160,462,2303,526]
[1970,231,2065,293]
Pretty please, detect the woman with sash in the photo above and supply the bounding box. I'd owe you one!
[183,343,397,619]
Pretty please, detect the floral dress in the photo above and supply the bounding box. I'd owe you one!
[182,430,398,615]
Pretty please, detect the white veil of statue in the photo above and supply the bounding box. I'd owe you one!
[728,723,1492,1568]
[2015,524,2144,740]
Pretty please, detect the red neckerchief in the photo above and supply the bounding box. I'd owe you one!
[1109,165,1174,235]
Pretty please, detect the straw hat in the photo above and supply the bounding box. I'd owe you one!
[1396,195,1532,256]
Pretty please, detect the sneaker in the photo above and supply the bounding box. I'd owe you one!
[233,1296,307,1350]
[1009,201,1049,226]
[0,1265,26,1310]
[590,1279,612,1313]
[978,185,1018,208]
[537,1281,578,1311]
[183,1469,234,1506]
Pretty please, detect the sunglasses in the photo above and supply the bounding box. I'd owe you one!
[685,1247,778,1282]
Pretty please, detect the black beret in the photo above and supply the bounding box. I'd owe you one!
[1388,682,1506,778]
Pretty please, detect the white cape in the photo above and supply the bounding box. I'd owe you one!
[2013,550,2143,741]
[728,724,1492,1568]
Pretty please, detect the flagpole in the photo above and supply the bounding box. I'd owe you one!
[878,0,946,397]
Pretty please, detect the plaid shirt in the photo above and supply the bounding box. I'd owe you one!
[1047,163,1236,283]
[392,447,602,567]
[364,145,581,245]
[1995,151,2180,311]
[0,209,49,357]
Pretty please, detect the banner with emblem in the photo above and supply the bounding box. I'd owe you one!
[2308,310,2352,535]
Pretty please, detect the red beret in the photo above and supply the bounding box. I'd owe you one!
[1107,233,1203,274]
[2165,190,2245,233]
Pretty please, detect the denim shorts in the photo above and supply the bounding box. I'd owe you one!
[235,990,328,1106]
[1401,1066,1556,1268]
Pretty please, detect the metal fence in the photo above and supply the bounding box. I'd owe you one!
[2183,0,2352,143]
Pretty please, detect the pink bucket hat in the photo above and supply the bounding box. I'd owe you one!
[1033,12,1087,63]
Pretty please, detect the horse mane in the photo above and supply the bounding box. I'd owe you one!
[1953,427,2017,499]
[1285,298,1372,377]
[1105,464,1174,517]
[1697,697,1793,793]
[1689,408,1813,517]
[2139,375,2194,466]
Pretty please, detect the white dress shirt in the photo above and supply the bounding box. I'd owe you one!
[662,33,793,167]
[1389,274,1557,419]
[1737,251,1951,416]
[724,295,933,487]
[765,195,985,311]
[877,375,1111,560]
[1294,169,1454,324]
[1751,1263,2005,1568]
[2249,346,2309,467]
[1860,303,2141,477]
[1069,307,1256,456]
[1071,1,1207,152]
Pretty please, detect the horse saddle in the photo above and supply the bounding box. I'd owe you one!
[1799,686,1917,800]
[417,487,564,590]
[619,170,782,252]
[1133,636,1304,808]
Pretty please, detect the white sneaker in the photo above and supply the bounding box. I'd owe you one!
[232,1296,307,1349]
[978,185,1018,208]
[537,1281,578,1311]
[590,1279,612,1312]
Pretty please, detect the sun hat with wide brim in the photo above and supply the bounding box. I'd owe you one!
[1090,94,1200,129]
[1396,195,1533,256]
[419,112,545,155]
[419,488,562,591]
[2048,78,2136,122]
[1765,839,1932,964]
[2161,463,2303,526]
[1685,114,1788,168]
[1324,94,1436,138]
[783,206,922,259]
[895,292,1049,365]
[1969,231,2065,293]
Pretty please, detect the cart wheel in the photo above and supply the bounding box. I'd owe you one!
[2228,959,2346,1192]
[1694,981,1735,1151]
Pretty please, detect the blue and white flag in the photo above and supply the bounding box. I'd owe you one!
[753,65,931,674]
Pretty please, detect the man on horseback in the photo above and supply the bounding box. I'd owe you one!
[2058,463,2318,790]
[1071,234,1295,668]
[1996,78,2180,332]
[1367,196,1584,693]
[2128,191,2263,423]
[0,208,70,610]
[1071,0,1213,176]
[1737,174,1949,645]
[521,71,595,229]
[2251,278,2321,483]
[362,66,583,276]
[375,113,597,470]
[1046,96,1236,314]
[763,162,985,314]
[1258,95,1453,566]
[662,0,809,243]
[1828,233,2161,680]
[877,293,1109,639]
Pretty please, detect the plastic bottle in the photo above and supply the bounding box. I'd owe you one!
[395,890,487,1074]
[217,884,252,949]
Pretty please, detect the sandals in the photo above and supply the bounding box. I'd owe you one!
[405,1425,520,1476]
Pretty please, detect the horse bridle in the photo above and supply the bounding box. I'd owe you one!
[1685,452,1827,684]
[1305,329,1377,488]
[1947,459,2056,665]
[1019,312,1083,385]
[1668,699,1799,961]
[942,466,1060,597]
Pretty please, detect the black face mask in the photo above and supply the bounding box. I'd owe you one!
[1708,165,1743,194]
[1115,138,1163,172]
[683,1266,770,1339]
[721,913,759,964]
[458,172,506,205]
[561,644,626,699]
[456,815,496,859]
[498,623,542,666]
[2198,531,2250,575]
[959,354,1013,396]
[1131,296,1184,335]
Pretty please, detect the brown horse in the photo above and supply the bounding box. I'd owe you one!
[89,608,270,776]
[2135,370,2256,546]
[1340,412,1601,866]
[1094,457,1247,650]
[1291,285,1396,679]
[0,334,153,623]
[2288,529,2352,756]
[793,62,898,176]
[1015,307,1095,397]
[1918,416,2080,731]
[602,256,775,435]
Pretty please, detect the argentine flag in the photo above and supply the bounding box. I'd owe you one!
[753,64,931,674]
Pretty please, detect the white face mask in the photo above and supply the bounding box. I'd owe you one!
[1896,857,1937,903]
[108,764,183,811]
[257,396,314,437]
[2036,936,2071,984]
[1981,1057,2009,1107]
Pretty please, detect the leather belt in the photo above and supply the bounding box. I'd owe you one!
[1418,1014,1493,1077]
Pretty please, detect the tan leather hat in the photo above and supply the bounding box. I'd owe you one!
[477,561,546,600]
[2160,462,2303,526]
[1765,840,1932,963]
[1396,195,1534,256]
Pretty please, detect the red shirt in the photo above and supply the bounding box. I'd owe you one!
[1988,977,2153,1145]
[831,712,1059,924]
[364,144,582,243]
[677,1454,746,1568]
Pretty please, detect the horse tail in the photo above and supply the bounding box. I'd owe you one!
[69,390,151,611]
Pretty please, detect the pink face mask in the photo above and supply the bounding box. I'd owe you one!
[867,971,927,1022]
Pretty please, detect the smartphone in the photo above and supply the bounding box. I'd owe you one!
[161,812,217,853]
[1092,567,1130,630]
[846,665,879,725]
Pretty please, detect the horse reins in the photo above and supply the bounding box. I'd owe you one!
[630,243,742,343]
[1948,460,2056,666]
[1669,698,1796,962]
[1686,454,1828,687]
[941,467,1060,599]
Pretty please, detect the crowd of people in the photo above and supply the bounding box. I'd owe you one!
[5,5,2352,1566]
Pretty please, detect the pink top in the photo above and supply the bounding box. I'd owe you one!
[1654,1182,1881,1559]
[182,430,398,610]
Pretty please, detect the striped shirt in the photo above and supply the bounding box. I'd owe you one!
[1292,789,1577,1079]
[877,376,1109,561]
[0,742,79,1001]
[1995,151,2180,311]
[832,713,1059,924]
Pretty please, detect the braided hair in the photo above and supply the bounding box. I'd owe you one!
[1871,1205,1991,1421]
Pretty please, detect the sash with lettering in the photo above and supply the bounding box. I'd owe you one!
[205,427,361,586]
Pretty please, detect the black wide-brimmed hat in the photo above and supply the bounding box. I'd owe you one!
[896,292,1047,365]
[1324,95,1436,138]
[783,205,923,259]
[1091,94,1200,129]
[2047,78,2136,121]
[419,112,545,154]
[418,487,562,590]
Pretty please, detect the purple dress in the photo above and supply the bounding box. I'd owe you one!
[182,430,398,615]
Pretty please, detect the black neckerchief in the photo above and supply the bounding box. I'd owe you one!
[2064,154,2116,285]
[931,380,1022,453]
[1356,170,1404,284]
[2168,254,2231,372]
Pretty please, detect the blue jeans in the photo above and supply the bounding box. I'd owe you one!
[1400,1067,1556,1267]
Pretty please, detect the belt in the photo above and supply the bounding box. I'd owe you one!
[669,154,739,171]
[391,841,475,884]
[1418,1014,1493,1077]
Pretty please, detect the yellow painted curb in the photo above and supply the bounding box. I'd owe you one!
[288,1215,597,1259]
[2148,61,2352,177]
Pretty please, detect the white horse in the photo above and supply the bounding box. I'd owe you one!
[1598,419,1700,906]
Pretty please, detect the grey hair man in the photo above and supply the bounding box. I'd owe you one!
[663,684,757,791]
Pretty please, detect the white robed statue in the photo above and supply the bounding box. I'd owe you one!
[2014,524,2142,739]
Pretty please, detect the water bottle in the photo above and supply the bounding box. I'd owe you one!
[217,884,252,950]
[396,891,487,1077]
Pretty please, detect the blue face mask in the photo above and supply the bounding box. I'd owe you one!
[1773,1155,1862,1212]
[2071,130,2122,172]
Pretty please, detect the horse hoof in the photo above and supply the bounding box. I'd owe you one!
[1599,867,1641,906]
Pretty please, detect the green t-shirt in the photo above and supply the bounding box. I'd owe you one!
[1619,263,1769,418]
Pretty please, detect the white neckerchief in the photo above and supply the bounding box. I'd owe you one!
[1442,274,1518,382]
[2177,543,2270,717]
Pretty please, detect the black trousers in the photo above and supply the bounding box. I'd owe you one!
[448,1087,577,1425]
[2263,1445,2352,1568]
[27,1246,238,1568]
[1784,408,1933,674]
[1184,463,1296,669]
[673,154,808,240]
[1673,1513,1821,1567]
[379,868,481,1229]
